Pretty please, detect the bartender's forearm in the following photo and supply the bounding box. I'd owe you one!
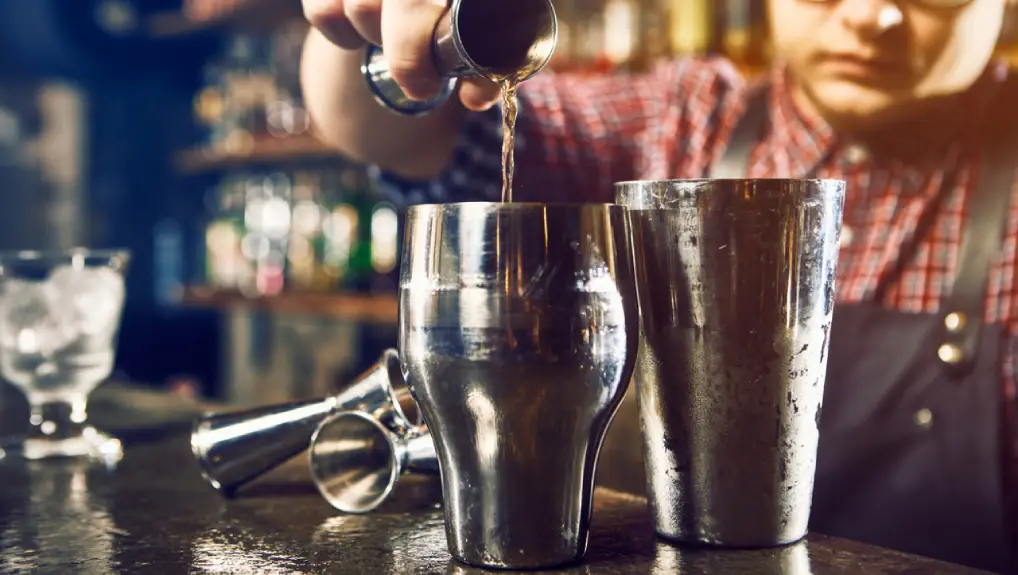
[299,28,466,180]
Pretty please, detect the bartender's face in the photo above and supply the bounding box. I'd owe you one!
[769,0,1010,127]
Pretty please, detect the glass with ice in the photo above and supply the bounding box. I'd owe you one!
[0,249,129,461]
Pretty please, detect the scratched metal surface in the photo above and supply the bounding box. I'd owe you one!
[0,385,994,574]
[398,203,641,569]
[618,179,845,547]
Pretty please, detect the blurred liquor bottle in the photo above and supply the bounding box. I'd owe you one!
[319,167,359,290]
[193,56,227,151]
[547,0,608,73]
[203,175,250,290]
[243,171,292,296]
[287,169,328,291]
[366,169,401,295]
[629,0,670,72]
[183,0,242,22]
[997,14,1018,68]
[667,0,715,58]
[301,165,400,295]
[339,167,384,293]
[601,0,640,71]
[545,0,576,71]
[266,21,312,139]
[718,0,772,77]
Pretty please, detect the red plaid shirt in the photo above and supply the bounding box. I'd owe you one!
[378,56,1018,516]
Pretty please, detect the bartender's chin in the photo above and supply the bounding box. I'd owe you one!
[804,78,910,131]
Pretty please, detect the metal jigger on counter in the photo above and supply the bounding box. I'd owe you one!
[190,349,420,497]
[361,0,558,116]
[309,410,439,514]
[399,203,640,570]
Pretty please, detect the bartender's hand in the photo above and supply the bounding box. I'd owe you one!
[303,0,501,111]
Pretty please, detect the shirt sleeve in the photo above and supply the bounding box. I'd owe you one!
[374,56,745,205]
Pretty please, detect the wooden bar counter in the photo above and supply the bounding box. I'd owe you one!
[0,384,995,574]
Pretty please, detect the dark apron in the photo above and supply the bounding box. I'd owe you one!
[710,84,1018,574]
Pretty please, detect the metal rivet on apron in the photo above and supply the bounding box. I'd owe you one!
[840,225,854,248]
[843,144,870,165]
[944,312,966,333]
[913,408,934,430]
[937,342,964,364]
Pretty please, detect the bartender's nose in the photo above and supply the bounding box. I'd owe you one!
[836,0,905,38]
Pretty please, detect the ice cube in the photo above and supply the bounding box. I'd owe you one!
[48,265,125,338]
[0,279,78,356]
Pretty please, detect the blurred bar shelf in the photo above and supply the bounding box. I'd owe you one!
[180,285,398,325]
[175,136,342,175]
[147,0,303,38]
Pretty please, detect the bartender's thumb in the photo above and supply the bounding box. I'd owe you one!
[459,79,501,112]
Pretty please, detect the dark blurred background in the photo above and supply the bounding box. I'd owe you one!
[0,0,1014,405]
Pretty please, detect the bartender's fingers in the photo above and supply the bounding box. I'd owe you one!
[381,0,448,101]
[304,0,365,50]
[342,0,383,46]
[459,79,501,112]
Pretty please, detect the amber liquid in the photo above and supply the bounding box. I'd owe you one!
[454,0,552,204]
[498,77,521,204]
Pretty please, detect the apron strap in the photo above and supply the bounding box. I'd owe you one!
[937,78,1018,376]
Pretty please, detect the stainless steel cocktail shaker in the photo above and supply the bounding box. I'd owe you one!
[617,178,845,547]
[398,202,639,569]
